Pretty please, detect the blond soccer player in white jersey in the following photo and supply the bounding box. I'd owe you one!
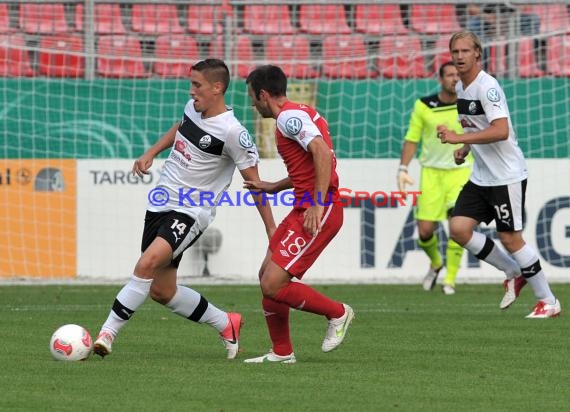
[437,31,561,318]
[398,61,471,295]
[93,59,277,358]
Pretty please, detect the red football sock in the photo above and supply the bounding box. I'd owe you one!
[274,282,344,319]
[262,297,293,356]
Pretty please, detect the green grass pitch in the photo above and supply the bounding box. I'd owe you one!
[1,284,568,411]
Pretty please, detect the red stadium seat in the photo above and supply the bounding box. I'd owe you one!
[299,5,351,35]
[243,5,295,35]
[0,4,14,33]
[410,4,461,34]
[209,35,255,78]
[96,35,148,78]
[265,36,319,79]
[187,5,223,35]
[377,35,429,78]
[354,5,408,35]
[19,3,70,34]
[518,37,544,77]
[131,4,184,35]
[521,4,569,34]
[154,34,199,78]
[38,34,85,77]
[488,43,507,77]
[547,34,570,76]
[75,4,126,34]
[208,36,224,59]
[0,33,34,76]
[234,36,256,79]
[432,37,452,74]
[322,35,374,79]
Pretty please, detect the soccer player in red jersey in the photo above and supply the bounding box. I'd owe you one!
[243,65,354,363]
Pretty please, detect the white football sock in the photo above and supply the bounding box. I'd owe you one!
[100,274,152,336]
[166,285,228,332]
[512,245,555,303]
[464,232,519,279]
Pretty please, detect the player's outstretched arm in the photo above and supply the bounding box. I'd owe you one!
[243,177,292,194]
[132,122,178,177]
[240,166,277,240]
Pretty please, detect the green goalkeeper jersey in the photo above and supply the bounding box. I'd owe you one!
[403,94,472,170]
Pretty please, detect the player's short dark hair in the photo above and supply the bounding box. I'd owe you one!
[191,59,230,93]
[246,65,287,100]
[439,61,456,78]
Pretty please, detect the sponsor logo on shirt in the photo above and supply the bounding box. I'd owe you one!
[460,118,477,128]
[487,88,500,102]
[239,130,254,148]
[174,139,192,160]
[285,117,303,135]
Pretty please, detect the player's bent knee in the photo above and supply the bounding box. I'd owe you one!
[259,277,280,299]
[260,284,278,299]
[497,232,524,253]
[149,284,173,305]
[449,226,469,246]
[134,255,165,278]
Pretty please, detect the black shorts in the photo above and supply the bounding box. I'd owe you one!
[141,210,202,268]
[452,179,527,232]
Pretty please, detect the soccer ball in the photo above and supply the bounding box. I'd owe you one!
[49,324,93,361]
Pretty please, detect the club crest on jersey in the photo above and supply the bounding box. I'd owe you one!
[199,135,212,149]
[285,117,303,135]
[468,101,478,114]
[487,88,500,102]
[239,130,254,148]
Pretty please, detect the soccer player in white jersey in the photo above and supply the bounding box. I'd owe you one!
[93,59,276,358]
[437,31,561,318]
[242,65,354,363]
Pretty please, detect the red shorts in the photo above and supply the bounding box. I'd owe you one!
[269,202,343,278]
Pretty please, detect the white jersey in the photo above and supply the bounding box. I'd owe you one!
[148,99,259,230]
[456,70,527,186]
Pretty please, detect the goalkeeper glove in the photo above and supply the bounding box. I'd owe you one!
[397,165,414,194]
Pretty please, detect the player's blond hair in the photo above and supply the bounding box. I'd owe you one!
[449,31,483,61]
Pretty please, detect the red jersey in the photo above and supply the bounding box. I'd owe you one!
[275,102,340,208]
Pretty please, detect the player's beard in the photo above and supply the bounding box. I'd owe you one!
[256,104,273,119]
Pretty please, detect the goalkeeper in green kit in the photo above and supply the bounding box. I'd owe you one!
[397,62,472,294]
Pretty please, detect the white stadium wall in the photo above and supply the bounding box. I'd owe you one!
[76,159,570,284]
